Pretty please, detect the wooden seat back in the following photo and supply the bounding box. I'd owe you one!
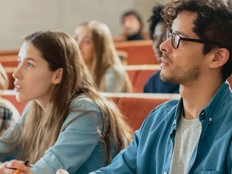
[101,92,180,130]
[115,40,158,65]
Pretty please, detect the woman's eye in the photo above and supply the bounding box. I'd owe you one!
[26,62,34,68]
[82,38,92,44]
[83,40,91,44]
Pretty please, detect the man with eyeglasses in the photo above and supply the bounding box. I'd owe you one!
[89,0,232,173]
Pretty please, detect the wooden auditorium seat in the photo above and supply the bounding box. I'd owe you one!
[115,40,158,65]
[0,50,18,67]
[124,65,160,93]
[1,90,181,129]
[101,92,180,131]
[113,31,150,43]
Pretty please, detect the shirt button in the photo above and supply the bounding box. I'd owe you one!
[201,112,205,115]
[208,117,213,122]
[164,172,168,174]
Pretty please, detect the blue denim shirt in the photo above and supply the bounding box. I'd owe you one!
[92,81,232,174]
[0,95,118,174]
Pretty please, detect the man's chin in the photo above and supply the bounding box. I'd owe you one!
[160,72,174,83]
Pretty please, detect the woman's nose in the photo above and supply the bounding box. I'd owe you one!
[12,67,21,80]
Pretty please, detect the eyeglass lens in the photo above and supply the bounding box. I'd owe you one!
[172,33,180,48]
[167,30,179,48]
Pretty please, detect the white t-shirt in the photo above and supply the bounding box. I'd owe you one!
[169,114,202,174]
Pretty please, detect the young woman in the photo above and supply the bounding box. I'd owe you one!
[0,63,19,136]
[73,21,132,92]
[0,31,132,174]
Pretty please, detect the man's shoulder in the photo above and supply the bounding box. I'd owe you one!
[138,99,179,135]
[153,99,179,112]
[146,99,179,122]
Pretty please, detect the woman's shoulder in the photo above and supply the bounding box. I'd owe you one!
[62,94,103,131]
[70,94,94,105]
[69,94,100,112]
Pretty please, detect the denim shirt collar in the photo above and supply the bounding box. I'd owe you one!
[202,81,231,121]
[172,81,231,130]
[172,99,183,131]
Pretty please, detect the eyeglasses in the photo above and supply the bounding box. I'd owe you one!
[167,30,220,49]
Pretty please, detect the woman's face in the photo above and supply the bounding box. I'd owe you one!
[13,41,61,109]
[74,26,95,65]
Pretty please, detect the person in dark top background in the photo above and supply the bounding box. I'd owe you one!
[121,10,144,41]
[144,4,179,93]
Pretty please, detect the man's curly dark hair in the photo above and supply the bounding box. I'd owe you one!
[162,0,232,80]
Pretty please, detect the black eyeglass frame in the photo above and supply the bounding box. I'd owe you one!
[167,30,221,49]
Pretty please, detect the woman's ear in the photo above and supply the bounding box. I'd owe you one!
[209,48,230,68]
[52,68,63,84]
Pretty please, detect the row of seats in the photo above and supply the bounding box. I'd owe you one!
[1,44,232,93]
[124,65,159,92]
[115,40,158,65]
[0,50,18,67]
[3,63,232,94]
[101,92,180,130]
[0,41,158,91]
[0,40,157,67]
[1,90,180,131]
[4,65,158,93]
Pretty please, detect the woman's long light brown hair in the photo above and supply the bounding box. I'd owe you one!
[19,31,132,164]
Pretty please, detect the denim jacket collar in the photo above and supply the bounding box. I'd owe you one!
[202,81,231,121]
[172,81,231,129]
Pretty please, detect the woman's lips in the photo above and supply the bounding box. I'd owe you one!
[14,83,21,92]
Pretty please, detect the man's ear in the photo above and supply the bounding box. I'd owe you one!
[209,48,230,68]
[52,68,63,84]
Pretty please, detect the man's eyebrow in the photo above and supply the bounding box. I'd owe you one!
[172,29,190,37]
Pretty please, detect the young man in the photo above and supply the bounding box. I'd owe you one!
[121,10,144,41]
[89,0,232,173]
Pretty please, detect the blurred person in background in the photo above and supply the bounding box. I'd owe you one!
[120,10,144,41]
[74,21,132,92]
[144,4,179,93]
[0,63,19,136]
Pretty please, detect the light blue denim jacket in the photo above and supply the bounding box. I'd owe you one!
[92,81,232,174]
[0,95,118,174]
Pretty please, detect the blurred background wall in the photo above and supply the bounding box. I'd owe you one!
[0,0,164,50]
